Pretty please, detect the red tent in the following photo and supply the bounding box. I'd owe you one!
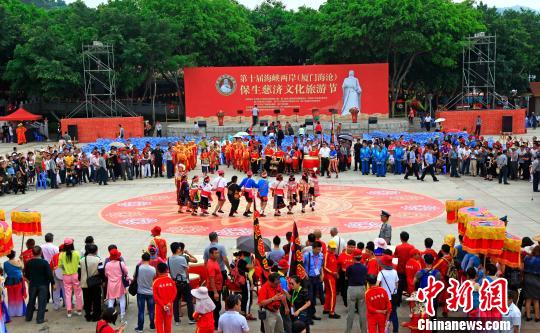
[0,107,42,121]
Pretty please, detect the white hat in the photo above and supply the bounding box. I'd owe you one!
[191,286,210,300]
[375,238,387,249]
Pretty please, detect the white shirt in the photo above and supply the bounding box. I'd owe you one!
[298,127,305,136]
[425,116,432,123]
[502,303,521,333]
[319,147,331,158]
[41,242,59,263]
[218,311,249,333]
[156,123,162,130]
[252,107,259,116]
[331,235,347,255]
[377,269,399,298]
[210,176,227,190]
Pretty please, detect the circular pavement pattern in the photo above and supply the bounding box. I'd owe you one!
[99,185,445,237]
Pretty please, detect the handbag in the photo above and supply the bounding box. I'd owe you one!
[258,308,267,320]
[120,262,130,288]
[85,257,103,289]
[128,264,140,296]
[380,270,400,306]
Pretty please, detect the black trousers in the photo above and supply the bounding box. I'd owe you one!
[534,171,540,192]
[450,159,459,177]
[173,281,194,323]
[208,290,222,329]
[154,162,163,177]
[474,125,481,136]
[320,158,330,176]
[404,163,419,179]
[82,286,102,321]
[498,165,509,184]
[26,284,48,323]
[166,160,174,178]
[229,198,240,216]
[420,164,438,181]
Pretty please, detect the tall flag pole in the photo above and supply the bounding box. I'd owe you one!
[287,221,307,280]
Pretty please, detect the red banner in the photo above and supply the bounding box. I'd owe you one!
[184,64,388,117]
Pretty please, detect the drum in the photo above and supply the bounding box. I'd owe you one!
[187,255,207,283]
[292,157,299,171]
[189,273,201,289]
[303,156,319,171]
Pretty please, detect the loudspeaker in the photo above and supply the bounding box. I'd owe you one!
[368,117,378,125]
[260,120,268,127]
[293,108,300,113]
[67,125,78,140]
[198,121,207,128]
[274,109,281,114]
[304,119,314,126]
[502,116,513,133]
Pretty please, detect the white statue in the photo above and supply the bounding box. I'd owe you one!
[341,70,362,115]
[220,78,233,94]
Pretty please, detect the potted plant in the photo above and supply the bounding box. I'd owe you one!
[217,110,225,126]
[349,107,359,123]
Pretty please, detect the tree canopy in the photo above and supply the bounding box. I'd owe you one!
[0,0,538,107]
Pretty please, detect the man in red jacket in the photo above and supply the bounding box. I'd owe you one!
[365,274,391,333]
[394,231,415,305]
[153,263,177,333]
[323,240,340,318]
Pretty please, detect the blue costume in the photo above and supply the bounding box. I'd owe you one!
[394,146,404,174]
[360,146,370,175]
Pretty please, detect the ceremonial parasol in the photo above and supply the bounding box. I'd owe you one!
[435,118,446,123]
[110,142,126,148]
[493,232,521,269]
[462,220,506,256]
[457,206,498,236]
[0,220,13,257]
[445,199,474,224]
[11,210,42,252]
[233,132,250,138]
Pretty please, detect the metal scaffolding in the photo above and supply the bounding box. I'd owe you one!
[67,41,136,118]
[462,33,497,109]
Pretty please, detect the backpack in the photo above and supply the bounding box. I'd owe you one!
[230,261,246,289]
[417,268,439,289]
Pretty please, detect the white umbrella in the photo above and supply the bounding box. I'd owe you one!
[233,131,250,138]
[435,118,446,123]
[110,142,126,148]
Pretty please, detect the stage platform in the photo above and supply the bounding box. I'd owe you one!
[166,116,411,137]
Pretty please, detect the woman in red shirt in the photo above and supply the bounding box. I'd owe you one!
[191,287,216,333]
[96,308,125,333]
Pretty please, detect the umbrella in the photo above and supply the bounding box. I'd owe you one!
[236,235,271,253]
[435,118,446,123]
[233,131,250,138]
[338,133,354,141]
[110,142,126,148]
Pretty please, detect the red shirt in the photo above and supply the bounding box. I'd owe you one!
[96,320,115,333]
[151,237,168,261]
[434,254,452,278]
[152,275,177,307]
[422,249,438,262]
[324,251,338,275]
[394,243,415,274]
[338,251,354,272]
[21,249,34,264]
[365,257,380,276]
[365,286,391,314]
[207,259,223,292]
[194,311,214,330]
[258,281,283,311]
[405,258,422,293]
[315,124,322,132]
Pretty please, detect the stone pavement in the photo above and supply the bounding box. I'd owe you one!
[1,130,539,333]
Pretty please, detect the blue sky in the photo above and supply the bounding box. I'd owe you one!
[69,0,540,10]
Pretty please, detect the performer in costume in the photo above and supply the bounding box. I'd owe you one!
[16,123,27,145]
[150,226,168,261]
[256,171,270,217]
[200,149,210,176]
[270,174,287,216]
[323,240,340,318]
[308,169,320,211]
[286,175,298,215]
[239,171,257,217]
[210,170,227,216]
[298,173,310,213]
[199,176,212,216]
[189,176,201,216]
[177,174,190,214]
[250,148,260,175]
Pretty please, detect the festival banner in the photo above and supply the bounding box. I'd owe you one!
[287,222,307,280]
[184,63,389,118]
[253,211,271,272]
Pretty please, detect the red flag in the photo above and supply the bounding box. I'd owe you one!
[253,210,271,272]
[287,222,307,279]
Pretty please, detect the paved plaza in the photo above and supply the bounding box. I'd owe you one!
[1,132,540,333]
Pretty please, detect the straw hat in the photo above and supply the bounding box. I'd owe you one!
[191,286,211,300]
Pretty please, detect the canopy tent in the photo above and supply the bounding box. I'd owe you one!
[0,107,42,121]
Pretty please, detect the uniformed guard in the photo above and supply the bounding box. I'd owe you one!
[378,210,392,245]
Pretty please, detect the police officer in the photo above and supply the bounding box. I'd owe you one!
[378,211,392,245]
